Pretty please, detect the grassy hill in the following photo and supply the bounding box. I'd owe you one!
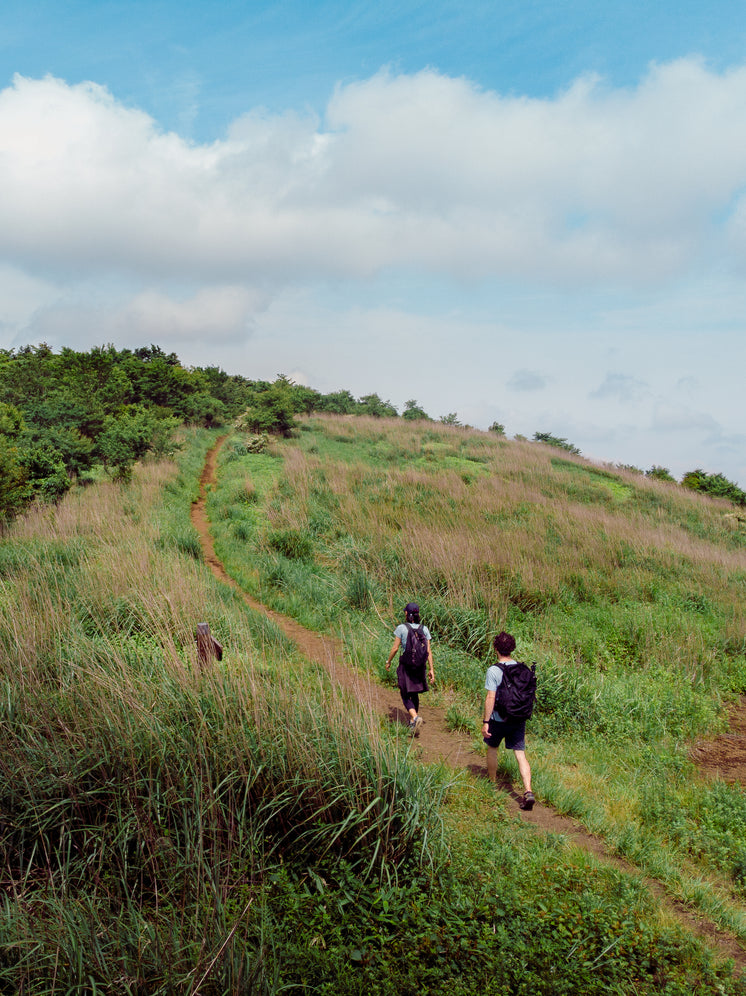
[2,417,746,993]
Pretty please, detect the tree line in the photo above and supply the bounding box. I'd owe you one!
[1,342,743,522]
[0,344,440,520]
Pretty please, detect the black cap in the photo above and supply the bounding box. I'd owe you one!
[405,602,419,614]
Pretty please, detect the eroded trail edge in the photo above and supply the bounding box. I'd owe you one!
[190,436,746,970]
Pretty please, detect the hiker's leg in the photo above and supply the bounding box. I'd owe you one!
[514,750,532,794]
[486,745,498,781]
[401,692,418,721]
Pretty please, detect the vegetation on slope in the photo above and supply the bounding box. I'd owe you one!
[209,416,746,937]
[2,342,743,526]
[0,345,407,517]
[1,427,744,992]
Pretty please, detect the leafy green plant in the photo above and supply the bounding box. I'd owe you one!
[646,465,676,482]
[533,430,581,454]
[682,468,746,507]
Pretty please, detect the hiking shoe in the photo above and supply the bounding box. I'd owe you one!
[519,791,535,811]
[412,716,424,737]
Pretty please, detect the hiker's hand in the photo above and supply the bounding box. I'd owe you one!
[385,660,390,670]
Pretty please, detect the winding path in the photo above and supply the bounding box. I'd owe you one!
[191,436,746,972]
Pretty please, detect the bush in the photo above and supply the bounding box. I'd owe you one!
[533,431,581,455]
[681,468,746,507]
[646,465,676,482]
[235,379,298,436]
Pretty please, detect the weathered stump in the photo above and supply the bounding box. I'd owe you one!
[196,622,223,666]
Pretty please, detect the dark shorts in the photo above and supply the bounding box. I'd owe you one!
[483,718,526,751]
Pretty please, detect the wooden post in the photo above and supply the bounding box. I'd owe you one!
[196,622,223,666]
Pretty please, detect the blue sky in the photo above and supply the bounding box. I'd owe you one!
[1,0,745,484]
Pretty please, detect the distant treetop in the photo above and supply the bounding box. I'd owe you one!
[532,431,581,455]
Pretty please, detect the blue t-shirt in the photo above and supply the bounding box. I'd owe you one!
[394,622,431,648]
[485,659,517,722]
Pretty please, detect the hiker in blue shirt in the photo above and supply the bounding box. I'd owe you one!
[483,631,535,811]
[385,601,435,736]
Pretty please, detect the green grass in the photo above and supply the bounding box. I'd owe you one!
[206,415,746,948]
[2,420,746,992]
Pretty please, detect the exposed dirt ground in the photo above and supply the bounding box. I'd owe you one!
[191,436,746,971]
[692,702,746,785]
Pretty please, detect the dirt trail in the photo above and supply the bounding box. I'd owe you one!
[191,436,746,970]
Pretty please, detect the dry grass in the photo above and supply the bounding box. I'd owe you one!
[0,446,455,992]
[277,417,746,631]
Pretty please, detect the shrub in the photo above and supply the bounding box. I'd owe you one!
[646,465,676,482]
[533,431,581,455]
[681,468,746,507]
[402,400,431,421]
[235,379,298,436]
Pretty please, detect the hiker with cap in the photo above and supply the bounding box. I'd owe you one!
[385,602,435,735]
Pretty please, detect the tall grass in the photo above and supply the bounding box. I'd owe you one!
[210,415,746,917]
[3,425,746,993]
[0,435,450,993]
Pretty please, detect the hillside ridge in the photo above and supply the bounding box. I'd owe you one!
[193,434,746,971]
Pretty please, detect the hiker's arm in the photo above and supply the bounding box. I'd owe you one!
[482,689,496,732]
[427,641,435,683]
[385,637,401,669]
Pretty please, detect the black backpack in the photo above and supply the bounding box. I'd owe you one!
[494,661,536,720]
[402,624,429,675]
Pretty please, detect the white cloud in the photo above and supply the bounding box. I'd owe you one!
[23,285,266,349]
[508,369,548,391]
[1,65,745,485]
[651,405,722,434]
[0,265,60,335]
[1,62,746,287]
[120,286,265,343]
[589,372,649,401]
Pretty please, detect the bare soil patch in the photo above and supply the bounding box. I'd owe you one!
[190,437,746,971]
[692,700,746,784]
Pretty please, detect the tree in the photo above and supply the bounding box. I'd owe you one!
[97,406,177,481]
[0,437,28,522]
[317,390,358,414]
[0,403,24,437]
[177,392,228,428]
[532,431,581,455]
[289,385,323,415]
[402,399,431,421]
[646,466,675,482]
[488,421,505,435]
[21,424,95,478]
[681,469,746,507]
[235,378,298,436]
[21,443,71,502]
[359,393,398,418]
[439,412,461,426]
